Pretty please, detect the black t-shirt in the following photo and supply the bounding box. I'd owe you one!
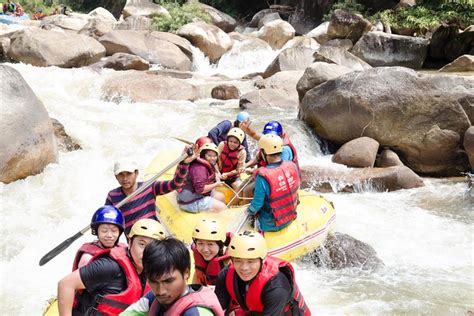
[215,266,292,316]
[74,255,146,315]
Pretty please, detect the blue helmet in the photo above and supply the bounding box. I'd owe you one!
[236,111,250,122]
[262,121,283,136]
[91,205,125,236]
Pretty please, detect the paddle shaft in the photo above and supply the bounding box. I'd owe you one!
[39,151,190,266]
[226,176,252,207]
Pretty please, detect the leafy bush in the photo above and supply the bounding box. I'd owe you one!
[151,2,211,32]
[375,2,473,34]
[323,0,369,21]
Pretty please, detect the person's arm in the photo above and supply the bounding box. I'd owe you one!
[208,121,231,145]
[247,175,269,215]
[105,191,113,205]
[242,137,251,162]
[239,120,260,141]
[261,274,292,316]
[280,146,293,161]
[214,268,230,311]
[77,253,93,269]
[57,270,86,316]
[191,165,221,194]
[182,306,216,316]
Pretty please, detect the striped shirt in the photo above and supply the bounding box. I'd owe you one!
[105,163,189,234]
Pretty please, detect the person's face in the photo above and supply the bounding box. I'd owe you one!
[129,236,154,272]
[227,136,240,151]
[232,257,261,281]
[204,150,218,166]
[148,268,189,306]
[97,224,120,248]
[195,239,220,261]
[115,171,137,190]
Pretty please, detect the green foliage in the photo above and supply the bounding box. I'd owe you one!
[375,2,474,34]
[151,2,211,33]
[323,0,369,21]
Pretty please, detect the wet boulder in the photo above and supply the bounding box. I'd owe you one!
[211,85,240,100]
[99,52,150,71]
[263,46,316,78]
[177,22,233,62]
[51,118,82,152]
[308,232,384,270]
[0,65,57,184]
[299,67,473,175]
[464,126,474,170]
[301,165,424,192]
[239,88,298,110]
[296,62,352,102]
[8,28,105,68]
[327,10,372,44]
[332,137,380,168]
[376,148,404,167]
[99,30,191,71]
[313,46,372,71]
[257,19,295,49]
[151,31,193,60]
[351,31,429,69]
[439,55,474,73]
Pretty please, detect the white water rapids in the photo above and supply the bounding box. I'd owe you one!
[1,52,473,315]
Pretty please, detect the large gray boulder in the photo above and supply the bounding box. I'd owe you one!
[8,29,105,67]
[327,10,372,44]
[464,126,474,170]
[351,31,429,69]
[259,70,304,97]
[151,31,193,60]
[299,67,473,175]
[177,22,233,62]
[314,46,372,71]
[99,30,191,71]
[332,137,380,168]
[0,65,57,184]
[263,46,316,78]
[296,62,353,101]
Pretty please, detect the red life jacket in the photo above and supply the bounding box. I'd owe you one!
[257,161,300,227]
[80,247,146,315]
[148,285,224,316]
[191,243,229,286]
[281,132,300,172]
[219,142,244,176]
[72,241,104,271]
[225,256,311,316]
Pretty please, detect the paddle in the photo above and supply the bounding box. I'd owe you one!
[172,137,193,145]
[226,176,253,207]
[38,150,192,266]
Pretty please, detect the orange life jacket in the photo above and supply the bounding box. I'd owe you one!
[219,142,244,179]
[225,256,311,316]
[191,243,229,286]
[77,247,147,315]
[148,285,224,316]
[257,161,300,227]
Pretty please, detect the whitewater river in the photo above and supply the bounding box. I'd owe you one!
[1,55,473,315]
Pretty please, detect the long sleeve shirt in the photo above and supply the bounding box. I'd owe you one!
[106,162,189,234]
[208,120,251,162]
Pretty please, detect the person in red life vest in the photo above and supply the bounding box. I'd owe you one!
[214,231,311,316]
[121,237,224,316]
[177,143,226,213]
[57,219,168,316]
[217,127,247,191]
[72,205,126,270]
[191,219,231,286]
[105,145,198,235]
[247,134,300,232]
[208,111,252,163]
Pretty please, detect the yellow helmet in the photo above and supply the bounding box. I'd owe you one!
[258,134,282,155]
[228,231,267,259]
[227,128,245,144]
[192,219,226,242]
[199,142,219,155]
[128,219,167,241]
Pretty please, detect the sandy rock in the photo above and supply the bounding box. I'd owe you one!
[8,28,105,67]
[258,19,295,49]
[314,46,372,71]
[264,46,316,78]
[122,0,170,19]
[211,85,240,100]
[327,9,372,43]
[306,21,330,44]
[198,3,237,32]
[439,55,474,72]
[51,118,82,152]
[465,127,474,170]
[239,88,298,110]
[376,148,404,167]
[0,65,57,184]
[332,137,380,167]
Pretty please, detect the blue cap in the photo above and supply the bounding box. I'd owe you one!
[236,111,250,122]
[262,121,283,136]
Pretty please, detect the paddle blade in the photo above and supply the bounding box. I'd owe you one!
[39,231,84,266]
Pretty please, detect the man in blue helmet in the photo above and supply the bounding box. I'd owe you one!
[208,111,251,162]
[72,205,126,270]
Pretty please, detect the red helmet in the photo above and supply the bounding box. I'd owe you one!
[195,136,213,148]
